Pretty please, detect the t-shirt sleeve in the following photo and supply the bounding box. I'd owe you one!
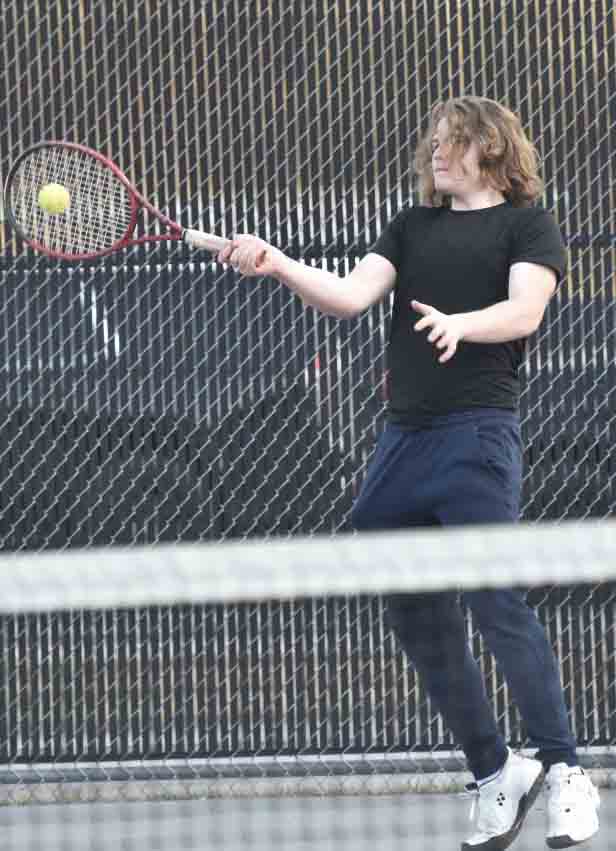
[509,208,568,284]
[370,210,407,273]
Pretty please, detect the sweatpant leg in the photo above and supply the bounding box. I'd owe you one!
[353,411,578,777]
[435,412,578,770]
[352,420,508,779]
[385,591,509,779]
[463,588,577,769]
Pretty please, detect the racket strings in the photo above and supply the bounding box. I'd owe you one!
[9,147,134,256]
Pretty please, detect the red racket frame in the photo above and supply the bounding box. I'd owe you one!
[4,141,212,261]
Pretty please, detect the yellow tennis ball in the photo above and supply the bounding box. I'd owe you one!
[38,183,71,214]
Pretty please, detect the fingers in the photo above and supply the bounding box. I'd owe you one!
[413,314,442,337]
[438,340,458,363]
[217,243,233,264]
[427,324,445,343]
[413,316,433,332]
[217,239,244,269]
[410,304,459,363]
[217,235,268,276]
[412,302,438,333]
[428,325,455,359]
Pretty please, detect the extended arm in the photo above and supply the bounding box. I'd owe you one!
[218,236,397,319]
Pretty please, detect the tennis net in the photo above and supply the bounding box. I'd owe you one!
[1,520,615,849]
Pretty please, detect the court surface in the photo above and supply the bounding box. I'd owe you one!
[5,788,614,850]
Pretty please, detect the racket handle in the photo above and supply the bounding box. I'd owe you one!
[183,229,231,253]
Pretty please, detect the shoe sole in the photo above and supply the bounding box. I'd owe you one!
[461,767,545,851]
[546,825,599,849]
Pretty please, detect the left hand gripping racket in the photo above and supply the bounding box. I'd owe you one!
[3,141,231,261]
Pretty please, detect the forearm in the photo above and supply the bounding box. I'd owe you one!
[456,299,538,344]
[273,255,356,319]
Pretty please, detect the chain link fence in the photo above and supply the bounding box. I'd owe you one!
[0,0,614,792]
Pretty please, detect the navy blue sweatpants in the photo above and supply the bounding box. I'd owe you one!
[351,407,577,779]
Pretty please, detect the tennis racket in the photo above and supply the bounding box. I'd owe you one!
[3,141,231,261]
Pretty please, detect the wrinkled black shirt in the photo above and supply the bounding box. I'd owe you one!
[371,202,567,426]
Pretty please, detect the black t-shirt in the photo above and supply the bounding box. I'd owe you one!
[371,201,567,427]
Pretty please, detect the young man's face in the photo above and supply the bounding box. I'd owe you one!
[431,117,484,197]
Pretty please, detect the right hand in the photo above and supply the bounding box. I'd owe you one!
[217,234,284,278]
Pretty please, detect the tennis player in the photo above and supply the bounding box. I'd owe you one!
[217,95,600,850]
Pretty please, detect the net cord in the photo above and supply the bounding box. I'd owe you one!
[0,520,613,613]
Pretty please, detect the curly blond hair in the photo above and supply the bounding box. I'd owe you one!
[414,96,544,208]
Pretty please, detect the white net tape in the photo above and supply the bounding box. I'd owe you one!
[0,520,614,613]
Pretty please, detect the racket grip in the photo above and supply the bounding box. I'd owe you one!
[183,229,231,253]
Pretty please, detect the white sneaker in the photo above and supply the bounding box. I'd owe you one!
[544,764,600,848]
[461,748,545,850]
